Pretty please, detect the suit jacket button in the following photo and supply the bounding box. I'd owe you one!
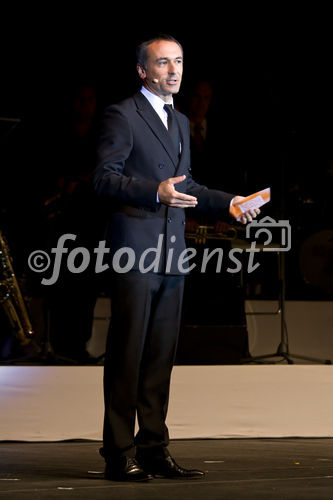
[167,217,172,223]
[158,163,165,169]
[182,220,186,225]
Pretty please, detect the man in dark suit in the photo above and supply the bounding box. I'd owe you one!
[94,34,259,482]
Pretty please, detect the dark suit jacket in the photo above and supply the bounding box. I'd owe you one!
[94,91,234,275]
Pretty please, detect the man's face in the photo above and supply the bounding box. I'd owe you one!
[137,40,183,101]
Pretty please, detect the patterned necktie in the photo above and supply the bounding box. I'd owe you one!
[164,104,180,155]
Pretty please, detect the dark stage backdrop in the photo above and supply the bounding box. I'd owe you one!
[1,15,333,363]
[6,23,331,294]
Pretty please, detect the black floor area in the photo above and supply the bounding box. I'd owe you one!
[0,439,333,499]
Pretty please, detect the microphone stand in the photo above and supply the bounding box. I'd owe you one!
[243,148,332,365]
[0,117,22,144]
[243,248,332,364]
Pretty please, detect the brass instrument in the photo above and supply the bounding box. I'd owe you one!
[185,224,244,245]
[0,231,34,346]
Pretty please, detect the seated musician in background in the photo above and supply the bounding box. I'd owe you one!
[180,80,248,327]
[45,82,105,362]
[184,80,238,233]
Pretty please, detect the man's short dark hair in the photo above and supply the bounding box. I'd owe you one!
[136,34,183,69]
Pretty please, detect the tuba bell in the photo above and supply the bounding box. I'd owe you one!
[0,231,34,347]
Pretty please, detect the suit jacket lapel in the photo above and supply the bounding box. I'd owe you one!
[134,92,180,168]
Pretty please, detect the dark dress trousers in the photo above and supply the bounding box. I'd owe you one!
[94,91,234,460]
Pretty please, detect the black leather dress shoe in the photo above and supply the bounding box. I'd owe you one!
[104,456,153,482]
[138,455,205,479]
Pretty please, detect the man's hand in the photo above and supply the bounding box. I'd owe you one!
[230,196,261,224]
[158,175,198,208]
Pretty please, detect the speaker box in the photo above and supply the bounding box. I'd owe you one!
[178,258,249,364]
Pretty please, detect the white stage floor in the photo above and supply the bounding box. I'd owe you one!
[1,365,333,441]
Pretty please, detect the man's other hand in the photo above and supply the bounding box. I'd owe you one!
[230,196,261,224]
[158,175,198,208]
